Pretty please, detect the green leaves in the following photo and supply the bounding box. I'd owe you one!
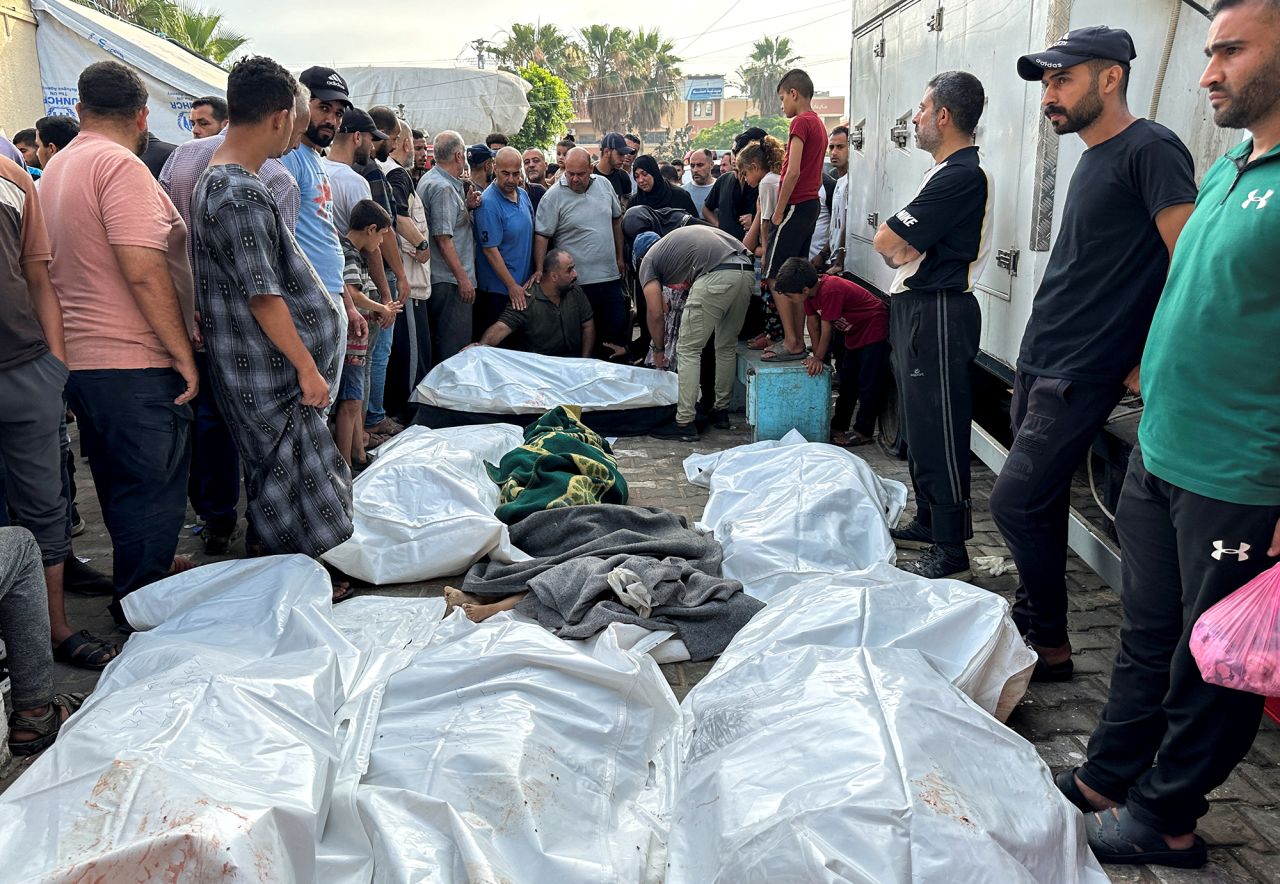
[511,64,576,151]
[75,0,248,66]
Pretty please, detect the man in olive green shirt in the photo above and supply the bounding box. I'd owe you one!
[1063,0,1280,869]
[475,248,595,358]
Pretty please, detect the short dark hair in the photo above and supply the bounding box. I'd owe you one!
[544,247,571,273]
[1211,0,1280,16]
[369,106,400,135]
[624,133,641,145]
[226,56,298,125]
[556,138,576,152]
[411,128,425,140]
[192,95,228,122]
[36,116,80,150]
[774,257,819,294]
[486,131,509,147]
[349,198,392,232]
[831,125,850,138]
[1085,58,1130,98]
[78,61,148,120]
[776,68,815,99]
[13,128,36,147]
[927,70,985,136]
[659,163,679,184]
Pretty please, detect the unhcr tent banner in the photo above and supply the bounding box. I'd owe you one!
[32,0,227,142]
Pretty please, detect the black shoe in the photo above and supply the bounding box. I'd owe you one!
[201,525,241,555]
[63,555,114,597]
[890,519,934,550]
[1032,655,1075,682]
[710,409,731,430]
[649,419,700,442]
[900,543,971,580]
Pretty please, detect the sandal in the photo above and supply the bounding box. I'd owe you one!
[832,431,874,447]
[1055,768,1096,813]
[760,341,807,362]
[1084,806,1207,869]
[168,556,197,575]
[746,333,773,350]
[8,692,88,757]
[52,629,118,671]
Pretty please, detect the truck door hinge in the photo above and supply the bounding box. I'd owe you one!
[872,37,886,58]
[996,247,1020,276]
[927,6,944,31]
[866,212,880,228]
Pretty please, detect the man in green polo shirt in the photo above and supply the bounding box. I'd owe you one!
[474,248,595,358]
[1059,0,1280,869]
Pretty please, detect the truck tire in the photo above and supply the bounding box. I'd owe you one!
[877,372,907,459]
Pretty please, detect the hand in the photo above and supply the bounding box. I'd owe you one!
[413,244,431,264]
[771,211,784,226]
[739,213,753,229]
[652,349,668,370]
[1269,517,1280,557]
[617,256,627,278]
[375,299,403,329]
[191,310,204,351]
[833,317,852,333]
[466,191,482,210]
[753,244,763,258]
[298,365,330,408]
[509,282,528,311]
[346,305,368,340]
[803,355,823,377]
[173,355,199,405]
[398,280,413,301]
[529,271,542,288]
[1124,364,1141,396]
[458,277,476,304]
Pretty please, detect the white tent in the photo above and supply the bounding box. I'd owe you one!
[337,65,530,143]
[32,0,228,143]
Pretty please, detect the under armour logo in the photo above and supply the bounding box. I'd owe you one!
[1211,541,1251,561]
[1242,189,1272,210]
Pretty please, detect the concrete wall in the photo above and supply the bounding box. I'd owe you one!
[0,0,44,138]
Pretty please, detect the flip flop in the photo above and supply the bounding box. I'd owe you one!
[1055,768,1096,814]
[1084,806,1207,869]
[746,333,773,350]
[832,431,874,447]
[761,341,807,362]
[52,629,118,671]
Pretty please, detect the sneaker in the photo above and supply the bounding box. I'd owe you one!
[710,409,731,430]
[69,517,86,537]
[649,419,700,442]
[900,544,971,580]
[63,556,114,597]
[890,519,934,550]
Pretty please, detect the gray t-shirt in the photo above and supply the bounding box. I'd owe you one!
[685,181,714,215]
[534,175,622,285]
[417,165,475,285]
[638,225,752,288]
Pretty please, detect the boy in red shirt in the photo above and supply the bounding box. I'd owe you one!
[761,69,830,363]
[775,257,889,446]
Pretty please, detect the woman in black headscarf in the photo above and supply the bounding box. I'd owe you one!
[630,154,698,216]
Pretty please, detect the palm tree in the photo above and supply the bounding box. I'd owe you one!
[494,23,587,89]
[159,5,247,65]
[734,36,801,116]
[579,24,632,134]
[626,29,682,133]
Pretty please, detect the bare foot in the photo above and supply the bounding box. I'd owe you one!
[460,592,527,623]
[443,586,481,617]
[1075,773,1120,811]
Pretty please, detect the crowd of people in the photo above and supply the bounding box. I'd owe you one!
[1,0,1278,870]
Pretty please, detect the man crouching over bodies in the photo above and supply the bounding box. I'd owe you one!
[472,248,595,358]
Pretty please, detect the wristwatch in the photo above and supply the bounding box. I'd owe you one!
[415,240,430,252]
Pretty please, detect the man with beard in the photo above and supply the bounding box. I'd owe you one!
[521,148,548,213]
[281,67,364,366]
[475,248,594,357]
[1059,0,1280,868]
[824,126,850,271]
[873,70,991,580]
[990,28,1196,682]
[411,128,430,183]
[192,56,352,592]
[40,61,197,635]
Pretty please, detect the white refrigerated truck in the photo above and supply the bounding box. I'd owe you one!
[841,0,1235,583]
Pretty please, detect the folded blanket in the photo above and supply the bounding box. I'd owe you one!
[464,505,763,660]
[488,405,627,525]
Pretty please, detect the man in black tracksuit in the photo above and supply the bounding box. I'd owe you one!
[990,27,1197,681]
[873,69,991,579]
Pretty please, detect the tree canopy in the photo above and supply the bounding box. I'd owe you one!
[689,115,791,150]
[510,64,576,151]
[76,0,247,65]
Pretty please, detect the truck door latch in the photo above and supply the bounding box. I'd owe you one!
[996,248,1020,276]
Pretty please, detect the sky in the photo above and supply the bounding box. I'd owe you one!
[210,0,854,99]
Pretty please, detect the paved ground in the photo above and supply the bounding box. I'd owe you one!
[4,414,1278,882]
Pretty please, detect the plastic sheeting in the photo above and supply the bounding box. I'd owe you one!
[668,646,1107,884]
[0,556,356,882]
[700,563,1035,721]
[321,424,530,585]
[685,431,908,600]
[32,0,228,142]
[412,348,679,414]
[337,66,530,146]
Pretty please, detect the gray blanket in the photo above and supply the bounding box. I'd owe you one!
[463,505,763,661]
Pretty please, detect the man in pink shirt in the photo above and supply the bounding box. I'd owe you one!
[39,60,198,633]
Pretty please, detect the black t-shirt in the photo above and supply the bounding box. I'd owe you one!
[707,171,758,242]
[383,164,414,218]
[1017,120,1196,384]
[524,182,546,215]
[594,165,633,201]
[885,145,991,293]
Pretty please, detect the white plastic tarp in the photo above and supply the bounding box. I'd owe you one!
[32,0,228,142]
[321,424,530,585]
[412,348,679,413]
[685,431,908,600]
[702,562,1035,721]
[338,66,530,146]
[668,646,1107,884]
[0,556,356,882]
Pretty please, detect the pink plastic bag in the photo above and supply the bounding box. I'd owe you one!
[1190,563,1280,696]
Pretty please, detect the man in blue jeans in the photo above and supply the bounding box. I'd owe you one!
[39,61,197,633]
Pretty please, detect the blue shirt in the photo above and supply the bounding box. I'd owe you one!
[474,182,533,293]
[281,145,343,294]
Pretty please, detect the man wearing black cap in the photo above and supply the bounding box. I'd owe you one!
[872,70,990,581]
[990,27,1196,685]
[595,133,635,202]
[1057,0,1280,868]
[282,66,365,373]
